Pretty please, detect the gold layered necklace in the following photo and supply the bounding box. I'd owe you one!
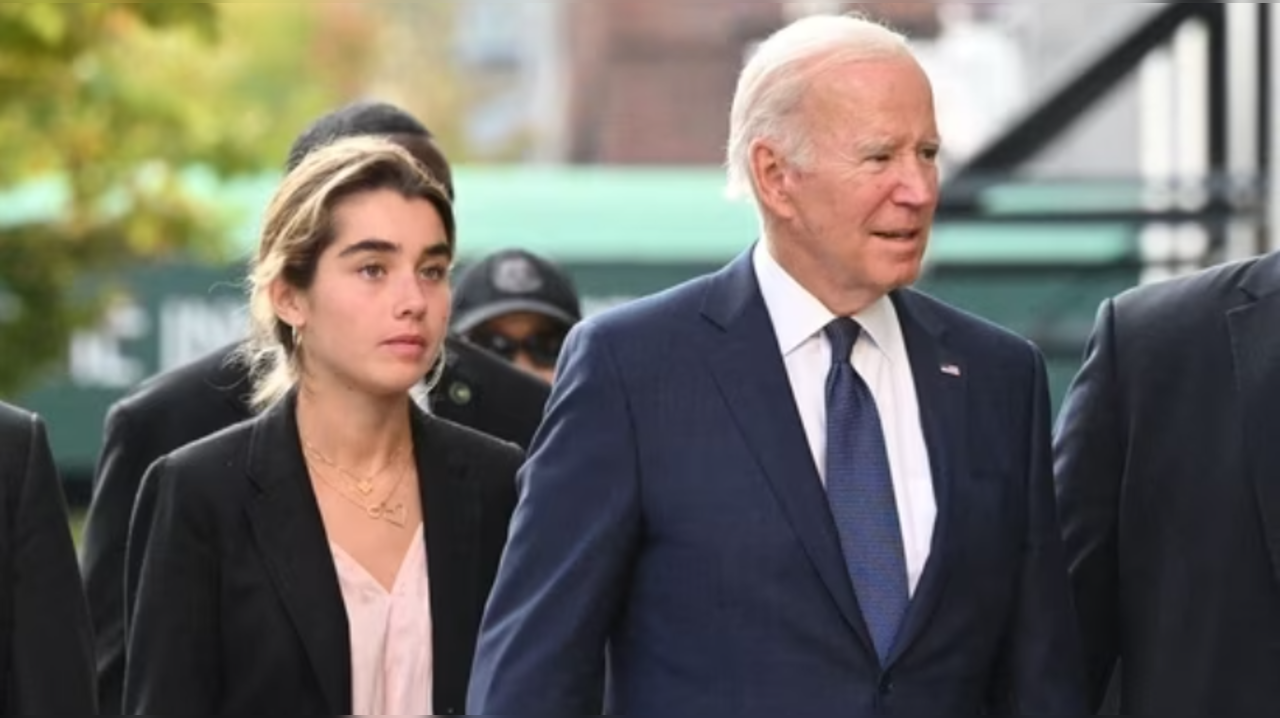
[302,438,413,528]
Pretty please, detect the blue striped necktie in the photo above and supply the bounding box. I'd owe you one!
[823,317,909,664]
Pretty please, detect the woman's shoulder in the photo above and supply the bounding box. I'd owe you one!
[418,412,524,474]
[167,413,254,464]
[151,415,259,501]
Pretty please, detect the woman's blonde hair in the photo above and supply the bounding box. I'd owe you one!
[239,135,455,411]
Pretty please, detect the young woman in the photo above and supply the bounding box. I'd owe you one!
[122,136,522,715]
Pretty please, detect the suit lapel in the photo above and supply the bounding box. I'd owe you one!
[1229,252,1280,587]
[243,392,350,714]
[884,290,966,666]
[701,250,876,655]
[414,409,481,710]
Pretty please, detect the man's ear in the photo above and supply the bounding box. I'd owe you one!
[269,277,307,332]
[749,138,797,220]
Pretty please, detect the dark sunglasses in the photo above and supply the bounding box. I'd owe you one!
[466,330,566,369]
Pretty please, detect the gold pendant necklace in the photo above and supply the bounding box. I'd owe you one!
[366,501,408,527]
[302,438,404,497]
[303,446,413,528]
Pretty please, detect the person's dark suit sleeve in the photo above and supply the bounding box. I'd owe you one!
[992,343,1088,713]
[1053,298,1125,710]
[467,320,639,715]
[123,457,221,714]
[80,402,154,713]
[8,414,97,714]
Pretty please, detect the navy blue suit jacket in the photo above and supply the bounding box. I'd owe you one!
[468,249,1085,715]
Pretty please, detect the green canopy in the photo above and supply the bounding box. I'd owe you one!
[3,165,1137,265]
[217,166,1137,264]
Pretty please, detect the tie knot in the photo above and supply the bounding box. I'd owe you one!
[824,317,861,365]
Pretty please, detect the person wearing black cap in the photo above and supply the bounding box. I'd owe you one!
[79,100,550,714]
[453,248,582,383]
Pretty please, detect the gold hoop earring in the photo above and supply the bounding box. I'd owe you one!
[290,324,302,350]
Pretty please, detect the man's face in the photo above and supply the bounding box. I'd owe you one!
[465,311,568,383]
[760,56,940,314]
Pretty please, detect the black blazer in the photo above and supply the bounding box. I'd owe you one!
[82,336,547,712]
[0,401,96,714]
[122,390,522,714]
[1055,249,1280,713]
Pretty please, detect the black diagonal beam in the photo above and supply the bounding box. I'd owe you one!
[941,2,1224,208]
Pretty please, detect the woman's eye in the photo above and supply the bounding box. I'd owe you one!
[359,264,385,279]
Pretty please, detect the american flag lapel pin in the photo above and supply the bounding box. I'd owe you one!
[940,363,961,377]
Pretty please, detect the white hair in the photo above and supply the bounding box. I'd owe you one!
[725,13,912,202]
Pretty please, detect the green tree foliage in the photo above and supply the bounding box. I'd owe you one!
[365,1,528,162]
[368,1,473,159]
[0,2,377,395]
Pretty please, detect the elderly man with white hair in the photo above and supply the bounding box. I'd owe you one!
[467,12,1086,715]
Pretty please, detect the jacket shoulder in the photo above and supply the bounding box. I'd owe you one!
[111,343,251,421]
[148,418,256,503]
[898,288,1042,364]
[1111,256,1255,326]
[425,414,524,470]
[0,400,35,440]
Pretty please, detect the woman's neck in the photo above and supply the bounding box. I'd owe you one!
[293,378,412,475]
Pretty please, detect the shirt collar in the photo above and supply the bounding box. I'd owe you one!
[752,240,902,359]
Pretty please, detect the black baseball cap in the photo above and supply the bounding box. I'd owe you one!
[452,249,581,333]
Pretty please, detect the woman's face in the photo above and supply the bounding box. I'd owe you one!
[275,187,453,398]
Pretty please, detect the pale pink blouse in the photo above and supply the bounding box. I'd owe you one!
[330,524,433,715]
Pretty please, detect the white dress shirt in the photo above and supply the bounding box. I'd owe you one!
[752,241,937,595]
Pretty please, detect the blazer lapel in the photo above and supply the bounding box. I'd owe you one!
[701,249,876,655]
[243,392,350,714]
[884,290,966,666]
[413,409,482,711]
[1229,252,1280,587]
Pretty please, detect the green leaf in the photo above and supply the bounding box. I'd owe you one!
[130,1,218,39]
[17,3,67,46]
